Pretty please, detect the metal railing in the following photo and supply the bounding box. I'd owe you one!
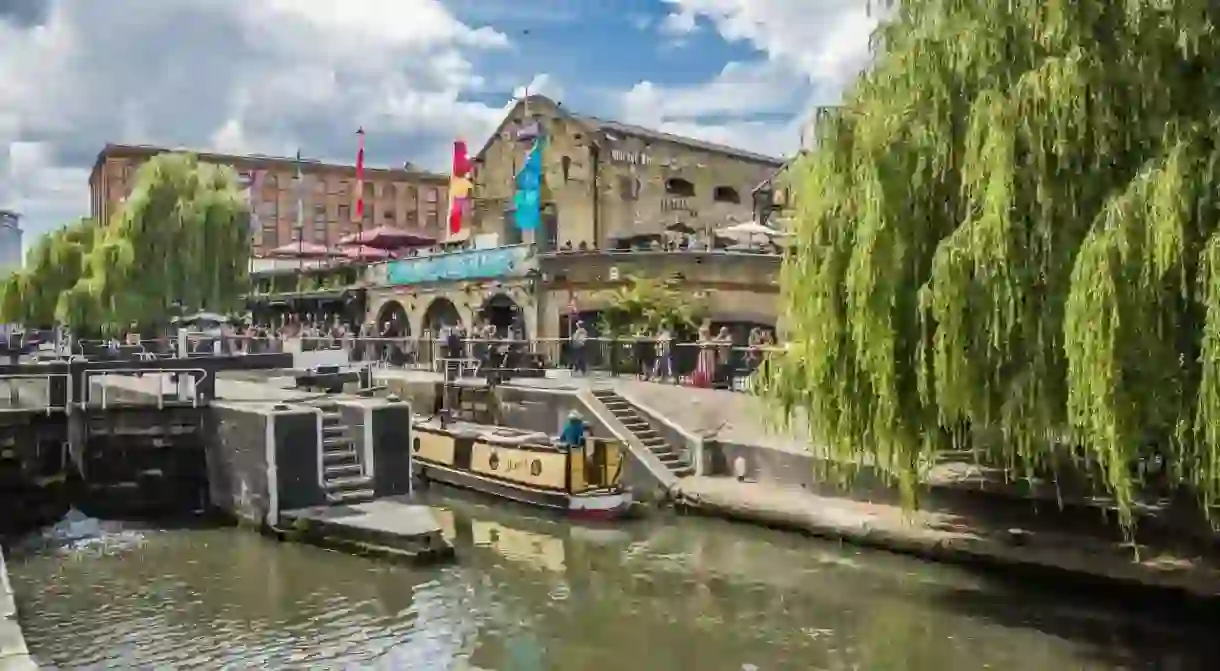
[0,373,74,414]
[143,334,780,392]
[83,368,211,410]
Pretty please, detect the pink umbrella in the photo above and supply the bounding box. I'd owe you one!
[337,225,435,249]
[268,241,335,258]
[336,244,394,260]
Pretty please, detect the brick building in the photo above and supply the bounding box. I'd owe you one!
[356,96,791,342]
[88,144,450,257]
[469,95,784,250]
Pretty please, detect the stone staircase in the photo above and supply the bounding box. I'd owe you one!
[591,388,693,477]
[315,401,375,505]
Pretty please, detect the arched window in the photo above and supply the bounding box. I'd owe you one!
[713,186,740,204]
[665,178,695,197]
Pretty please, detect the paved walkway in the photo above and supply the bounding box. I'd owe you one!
[673,476,1220,598]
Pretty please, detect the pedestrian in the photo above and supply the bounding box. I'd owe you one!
[570,321,588,375]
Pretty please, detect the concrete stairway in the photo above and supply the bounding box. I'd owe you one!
[590,388,693,477]
[316,401,374,505]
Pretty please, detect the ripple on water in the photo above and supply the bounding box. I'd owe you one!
[5,503,1215,670]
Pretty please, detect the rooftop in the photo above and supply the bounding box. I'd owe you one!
[478,95,787,167]
[92,143,449,183]
[569,112,785,167]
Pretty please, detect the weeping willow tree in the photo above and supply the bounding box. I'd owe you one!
[760,0,1220,532]
[0,218,97,326]
[0,152,251,332]
[598,275,705,335]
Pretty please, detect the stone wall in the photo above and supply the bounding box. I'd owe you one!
[472,96,781,249]
[0,549,33,669]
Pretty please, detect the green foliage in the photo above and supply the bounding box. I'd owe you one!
[597,275,704,334]
[0,218,96,326]
[762,0,1220,533]
[0,152,252,331]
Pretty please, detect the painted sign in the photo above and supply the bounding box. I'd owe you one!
[386,245,533,285]
[610,149,652,166]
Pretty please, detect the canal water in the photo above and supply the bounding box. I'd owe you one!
[4,493,1209,670]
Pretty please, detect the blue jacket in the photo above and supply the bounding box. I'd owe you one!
[559,418,585,447]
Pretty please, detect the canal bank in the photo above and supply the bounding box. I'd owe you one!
[375,370,1220,601]
[0,548,34,670]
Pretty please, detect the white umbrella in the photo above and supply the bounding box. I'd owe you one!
[716,221,780,237]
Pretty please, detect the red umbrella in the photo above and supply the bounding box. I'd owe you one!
[336,244,394,260]
[337,225,435,249]
[268,241,335,258]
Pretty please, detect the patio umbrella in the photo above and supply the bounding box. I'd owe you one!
[337,225,435,249]
[336,244,395,260]
[665,221,697,234]
[716,221,780,237]
[268,241,335,258]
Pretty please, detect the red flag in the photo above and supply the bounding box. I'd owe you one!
[452,140,470,177]
[448,140,471,235]
[354,128,365,223]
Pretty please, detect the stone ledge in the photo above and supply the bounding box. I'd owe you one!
[0,550,34,670]
[673,476,1220,602]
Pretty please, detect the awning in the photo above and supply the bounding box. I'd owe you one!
[442,228,471,244]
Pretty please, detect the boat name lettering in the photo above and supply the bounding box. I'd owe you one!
[502,456,533,474]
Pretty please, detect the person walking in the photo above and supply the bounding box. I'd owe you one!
[570,321,588,376]
[653,326,673,381]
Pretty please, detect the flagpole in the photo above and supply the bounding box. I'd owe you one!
[295,149,304,277]
[355,127,365,252]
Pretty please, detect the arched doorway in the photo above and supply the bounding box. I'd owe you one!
[479,293,525,338]
[374,300,411,337]
[422,297,463,335]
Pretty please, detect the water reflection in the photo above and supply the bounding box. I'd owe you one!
[6,494,1210,670]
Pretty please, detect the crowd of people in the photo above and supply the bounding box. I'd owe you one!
[566,321,776,388]
[102,312,780,390]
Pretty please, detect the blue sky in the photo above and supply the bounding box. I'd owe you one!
[1,0,877,247]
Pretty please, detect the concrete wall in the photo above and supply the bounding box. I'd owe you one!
[207,403,275,526]
[207,401,326,527]
[700,438,900,505]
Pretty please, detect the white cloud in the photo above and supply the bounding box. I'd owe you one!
[624,0,878,157]
[0,0,514,246]
[658,11,699,38]
[512,73,564,103]
[665,0,877,89]
[1,0,882,251]
[622,60,803,122]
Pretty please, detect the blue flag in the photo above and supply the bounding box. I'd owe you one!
[514,137,543,231]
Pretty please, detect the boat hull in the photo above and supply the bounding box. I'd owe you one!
[413,461,633,521]
[409,422,632,521]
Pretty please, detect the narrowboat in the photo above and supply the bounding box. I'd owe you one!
[410,418,633,520]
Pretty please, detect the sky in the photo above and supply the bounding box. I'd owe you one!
[0,0,878,248]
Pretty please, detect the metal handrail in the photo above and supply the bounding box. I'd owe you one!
[0,373,74,415]
[82,367,211,410]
